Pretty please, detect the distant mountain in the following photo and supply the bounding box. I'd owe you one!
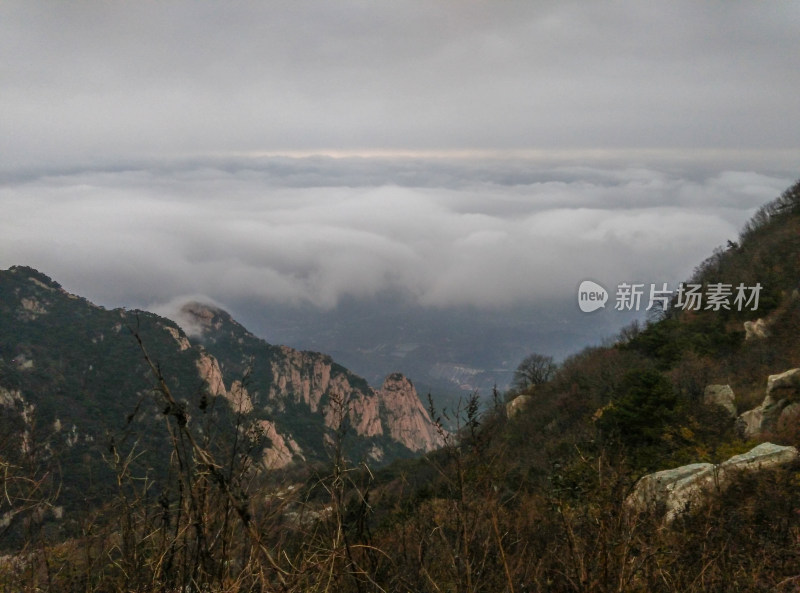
[0,266,441,516]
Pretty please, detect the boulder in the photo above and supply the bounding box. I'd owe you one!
[766,368,800,402]
[703,384,736,418]
[626,463,715,522]
[743,318,769,340]
[737,369,800,438]
[720,442,798,470]
[506,394,532,418]
[738,406,766,439]
[627,443,798,523]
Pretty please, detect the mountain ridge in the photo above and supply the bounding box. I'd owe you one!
[0,265,442,511]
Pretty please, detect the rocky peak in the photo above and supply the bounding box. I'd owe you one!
[380,372,414,393]
[8,266,62,290]
[176,301,249,341]
[378,372,443,452]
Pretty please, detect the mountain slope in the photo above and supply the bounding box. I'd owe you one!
[0,266,441,522]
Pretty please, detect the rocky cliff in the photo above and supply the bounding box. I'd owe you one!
[177,302,442,460]
[378,373,442,452]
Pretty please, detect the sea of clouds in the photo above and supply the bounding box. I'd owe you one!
[1,158,791,319]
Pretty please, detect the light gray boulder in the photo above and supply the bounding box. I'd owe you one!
[506,394,532,418]
[626,443,798,523]
[738,406,766,439]
[721,442,798,469]
[766,368,800,401]
[703,384,737,418]
[743,318,770,340]
[626,463,716,522]
[737,369,800,438]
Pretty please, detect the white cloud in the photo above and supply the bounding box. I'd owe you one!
[0,160,791,313]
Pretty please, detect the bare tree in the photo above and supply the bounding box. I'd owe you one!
[512,353,556,391]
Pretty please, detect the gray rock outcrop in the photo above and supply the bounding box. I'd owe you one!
[743,318,770,340]
[379,373,444,452]
[627,443,799,523]
[703,384,737,418]
[626,462,715,522]
[737,368,800,438]
[506,394,532,418]
[738,406,767,439]
[766,368,800,400]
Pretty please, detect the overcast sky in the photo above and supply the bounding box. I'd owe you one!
[1,1,798,322]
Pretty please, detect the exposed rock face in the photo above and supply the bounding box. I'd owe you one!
[228,380,254,414]
[260,348,441,453]
[265,346,385,439]
[723,442,798,468]
[744,318,770,340]
[195,351,229,399]
[20,297,47,316]
[255,420,304,470]
[738,368,800,438]
[195,349,255,413]
[738,406,766,439]
[506,394,533,418]
[0,387,36,455]
[379,373,442,452]
[345,389,383,438]
[183,303,441,457]
[627,462,714,522]
[179,301,226,336]
[627,443,799,523]
[0,387,24,408]
[269,346,350,414]
[164,326,191,351]
[11,354,34,371]
[703,384,737,418]
[766,368,800,400]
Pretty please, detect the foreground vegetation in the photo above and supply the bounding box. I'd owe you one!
[2,181,800,591]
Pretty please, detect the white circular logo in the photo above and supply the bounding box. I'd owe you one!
[578,280,608,313]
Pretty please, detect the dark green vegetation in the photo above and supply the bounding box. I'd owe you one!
[2,180,800,592]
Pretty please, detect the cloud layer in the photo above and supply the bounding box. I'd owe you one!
[1,160,791,313]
